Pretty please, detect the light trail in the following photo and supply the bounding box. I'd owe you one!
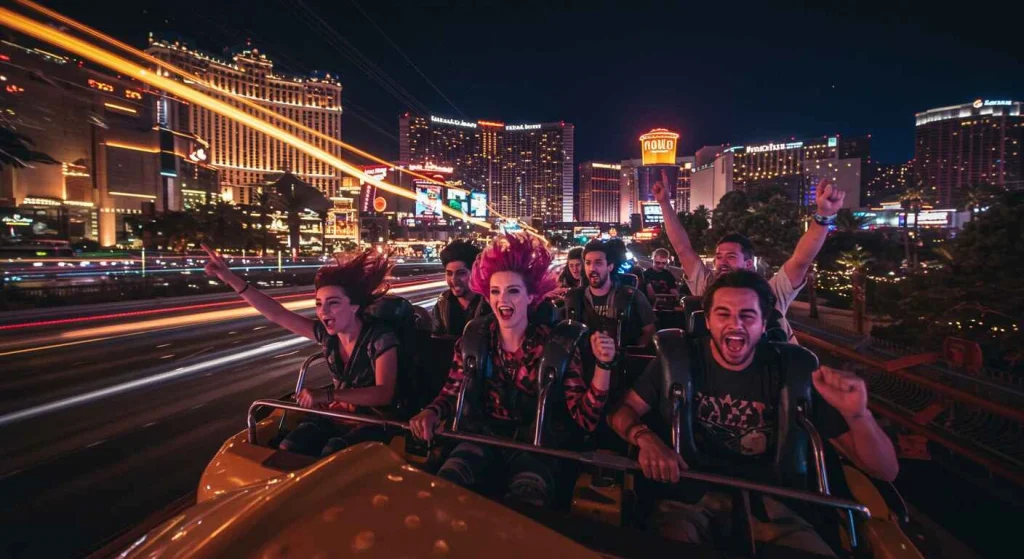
[0,8,485,228]
[0,298,438,427]
[11,0,449,189]
[0,280,446,354]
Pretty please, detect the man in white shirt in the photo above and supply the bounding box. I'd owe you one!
[653,171,844,342]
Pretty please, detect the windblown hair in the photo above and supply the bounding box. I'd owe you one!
[470,233,557,301]
[314,250,392,310]
[557,246,586,288]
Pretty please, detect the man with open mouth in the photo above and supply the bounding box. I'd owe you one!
[653,169,844,342]
[607,270,898,554]
[432,240,491,336]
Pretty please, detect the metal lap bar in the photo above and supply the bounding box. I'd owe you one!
[532,366,558,446]
[246,400,872,522]
[798,405,859,549]
[669,385,684,455]
[278,354,325,435]
[452,355,476,432]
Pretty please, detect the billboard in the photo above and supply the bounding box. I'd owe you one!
[447,187,469,215]
[640,202,664,227]
[470,191,488,218]
[639,128,680,165]
[415,184,443,218]
[361,165,388,212]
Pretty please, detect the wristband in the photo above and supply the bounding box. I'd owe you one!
[812,213,836,227]
[596,359,615,370]
[236,282,250,295]
[631,425,653,446]
[324,385,334,404]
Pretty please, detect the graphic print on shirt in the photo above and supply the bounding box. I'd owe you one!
[695,391,774,456]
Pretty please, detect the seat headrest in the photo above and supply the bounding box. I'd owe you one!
[681,296,709,338]
[619,273,639,289]
[529,298,558,326]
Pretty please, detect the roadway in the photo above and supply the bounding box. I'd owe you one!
[0,272,447,558]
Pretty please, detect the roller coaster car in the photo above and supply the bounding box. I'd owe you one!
[115,317,901,558]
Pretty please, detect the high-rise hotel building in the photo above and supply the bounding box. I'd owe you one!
[578,162,621,223]
[914,99,1022,207]
[399,114,574,222]
[147,36,344,204]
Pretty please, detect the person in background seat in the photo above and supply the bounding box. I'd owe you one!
[432,240,490,336]
[644,247,681,303]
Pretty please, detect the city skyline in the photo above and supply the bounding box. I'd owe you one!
[35,0,1023,166]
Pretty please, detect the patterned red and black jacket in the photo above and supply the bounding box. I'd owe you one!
[425,321,609,432]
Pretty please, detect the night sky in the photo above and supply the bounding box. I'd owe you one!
[36,0,1024,165]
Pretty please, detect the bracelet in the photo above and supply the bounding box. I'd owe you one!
[324,385,334,404]
[596,359,615,370]
[236,283,250,295]
[631,425,653,446]
[812,213,836,226]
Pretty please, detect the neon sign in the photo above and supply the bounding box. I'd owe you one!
[87,78,114,92]
[745,141,803,154]
[125,90,142,100]
[505,124,541,131]
[408,163,453,174]
[591,163,621,170]
[2,214,33,227]
[639,128,680,165]
[430,115,477,128]
[983,100,1012,106]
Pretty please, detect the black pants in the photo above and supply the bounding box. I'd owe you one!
[280,416,387,458]
[436,441,562,507]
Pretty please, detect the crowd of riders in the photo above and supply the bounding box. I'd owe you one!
[203,174,897,555]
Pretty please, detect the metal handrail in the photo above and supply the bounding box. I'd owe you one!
[532,366,558,446]
[246,399,872,520]
[295,353,325,395]
[452,355,475,432]
[670,385,685,455]
[798,406,859,549]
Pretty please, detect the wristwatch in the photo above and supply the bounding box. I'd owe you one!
[812,213,836,226]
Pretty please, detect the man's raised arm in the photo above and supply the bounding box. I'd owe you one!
[781,179,844,287]
[653,169,702,280]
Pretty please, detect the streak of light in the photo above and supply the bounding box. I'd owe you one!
[13,0,447,187]
[0,9,485,228]
[0,337,311,427]
[0,280,446,355]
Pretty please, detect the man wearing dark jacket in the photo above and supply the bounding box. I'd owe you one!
[431,240,490,335]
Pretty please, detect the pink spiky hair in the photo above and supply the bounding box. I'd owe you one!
[469,233,557,302]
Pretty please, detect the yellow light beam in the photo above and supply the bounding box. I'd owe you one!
[14,0,448,189]
[0,8,486,227]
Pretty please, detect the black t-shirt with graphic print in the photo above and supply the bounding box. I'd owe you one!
[643,268,678,295]
[631,339,849,480]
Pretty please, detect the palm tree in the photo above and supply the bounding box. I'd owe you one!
[834,208,871,233]
[899,188,924,269]
[0,127,58,170]
[960,183,1001,216]
[837,245,874,334]
[253,188,274,256]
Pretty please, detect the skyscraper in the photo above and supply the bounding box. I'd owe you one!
[147,36,344,205]
[399,114,574,222]
[914,99,1022,206]
[578,162,621,223]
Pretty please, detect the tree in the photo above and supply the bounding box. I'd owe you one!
[834,208,870,233]
[960,183,1003,215]
[709,190,803,268]
[900,187,924,268]
[0,127,58,170]
[145,211,202,252]
[837,245,873,334]
[253,188,274,256]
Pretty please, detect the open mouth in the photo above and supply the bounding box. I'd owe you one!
[497,305,514,319]
[589,274,601,283]
[324,318,336,330]
[723,333,747,353]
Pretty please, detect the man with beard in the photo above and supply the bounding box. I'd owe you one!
[653,170,843,342]
[564,239,657,350]
[607,270,898,553]
[432,240,490,336]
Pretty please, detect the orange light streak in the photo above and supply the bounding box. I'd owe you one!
[0,8,485,227]
[13,0,446,189]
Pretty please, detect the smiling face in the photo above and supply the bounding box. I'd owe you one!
[488,270,533,331]
[705,286,765,370]
[445,261,472,298]
[714,242,754,275]
[315,285,360,335]
[584,250,612,289]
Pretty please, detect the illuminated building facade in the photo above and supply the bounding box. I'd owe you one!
[399,114,574,222]
[578,162,621,223]
[914,99,1022,207]
[0,39,217,246]
[863,161,914,207]
[147,36,343,205]
[619,129,693,221]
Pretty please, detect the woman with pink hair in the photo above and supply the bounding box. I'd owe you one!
[410,233,617,507]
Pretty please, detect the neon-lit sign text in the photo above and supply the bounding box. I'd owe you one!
[505,124,541,131]
[408,163,453,174]
[88,78,114,92]
[745,141,803,154]
[430,115,477,128]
